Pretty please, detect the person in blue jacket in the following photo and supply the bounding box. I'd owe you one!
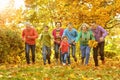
[63,22,78,65]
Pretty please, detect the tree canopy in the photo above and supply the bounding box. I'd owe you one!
[0,0,120,29]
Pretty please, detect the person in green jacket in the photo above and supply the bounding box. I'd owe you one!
[76,23,95,65]
[40,26,52,65]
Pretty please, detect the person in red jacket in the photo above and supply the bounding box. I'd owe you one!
[59,36,70,65]
[52,22,64,64]
[22,22,38,65]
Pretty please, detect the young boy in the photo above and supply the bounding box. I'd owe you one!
[59,36,70,65]
[40,26,52,65]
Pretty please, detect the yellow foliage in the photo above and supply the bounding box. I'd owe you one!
[70,73,76,79]
[0,75,3,78]
[16,56,21,62]
[88,40,98,48]
[44,77,50,80]
[81,75,87,80]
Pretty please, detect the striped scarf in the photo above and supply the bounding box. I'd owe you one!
[81,31,90,41]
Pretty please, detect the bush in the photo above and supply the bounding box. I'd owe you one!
[0,28,24,64]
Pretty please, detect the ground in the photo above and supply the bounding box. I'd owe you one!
[0,57,120,80]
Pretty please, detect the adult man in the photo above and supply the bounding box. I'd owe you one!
[90,21,107,66]
[22,22,38,64]
[63,22,78,64]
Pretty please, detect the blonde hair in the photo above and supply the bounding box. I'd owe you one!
[80,23,89,30]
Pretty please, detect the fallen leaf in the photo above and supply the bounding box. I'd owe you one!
[44,77,50,80]
[70,74,76,79]
[0,75,3,78]
[81,75,87,80]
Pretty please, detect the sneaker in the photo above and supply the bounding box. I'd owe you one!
[85,64,89,66]
[93,66,100,70]
[44,62,46,65]
[63,63,66,66]
[68,63,71,66]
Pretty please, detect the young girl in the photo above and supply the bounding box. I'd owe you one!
[40,26,52,65]
[59,36,70,65]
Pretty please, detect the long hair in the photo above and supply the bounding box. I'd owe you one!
[80,23,89,31]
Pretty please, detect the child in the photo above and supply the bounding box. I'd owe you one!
[59,36,70,65]
[40,26,52,65]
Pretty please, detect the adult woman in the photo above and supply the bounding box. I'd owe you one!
[52,22,64,64]
[76,23,95,65]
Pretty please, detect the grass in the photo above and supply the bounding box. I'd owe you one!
[0,57,120,80]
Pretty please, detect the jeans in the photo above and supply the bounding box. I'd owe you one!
[61,52,68,63]
[54,43,61,62]
[93,41,105,66]
[80,45,90,65]
[25,43,35,64]
[42,45,51,64]
[68,44,76,64]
